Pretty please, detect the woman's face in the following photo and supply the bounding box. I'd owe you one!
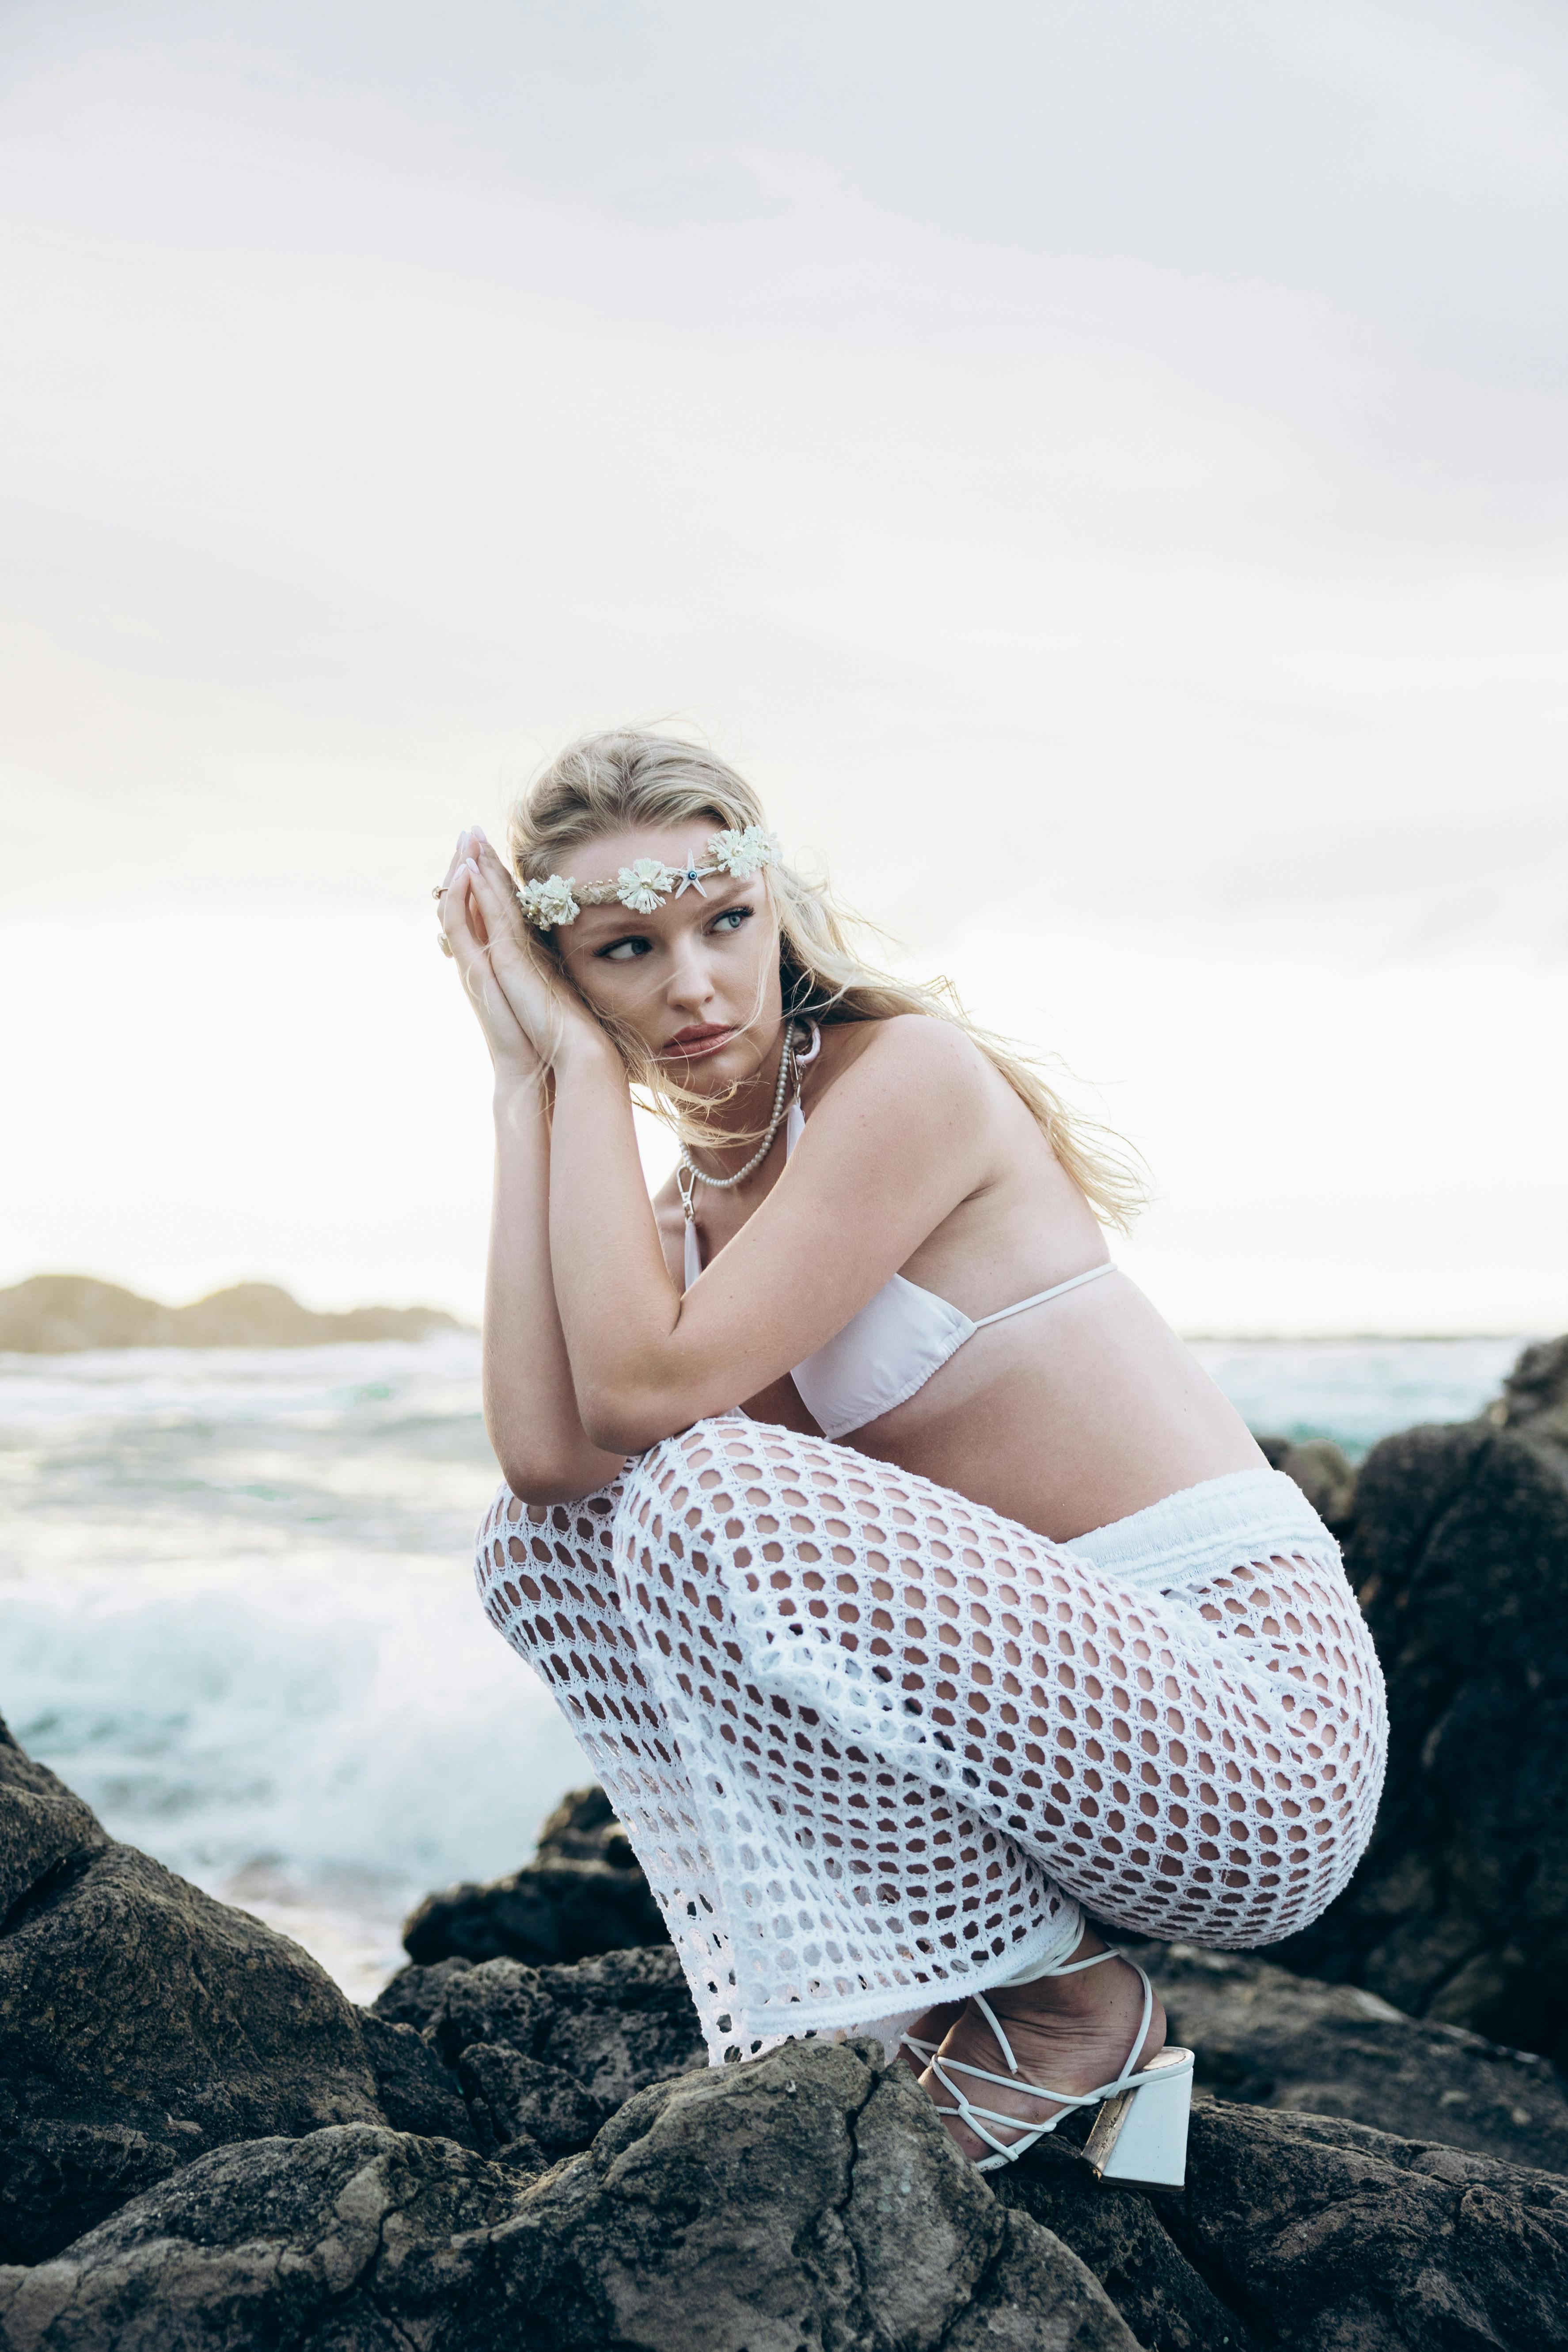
[549,824,784,1094]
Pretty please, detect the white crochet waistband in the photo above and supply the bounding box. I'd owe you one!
[1066,1466,1334,1592]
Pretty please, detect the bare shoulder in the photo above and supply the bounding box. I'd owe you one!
[813,1014,999,1112]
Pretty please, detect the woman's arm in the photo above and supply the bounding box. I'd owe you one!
[483,1070,631,1499]
[544,1015,995,1450]
[439,837,627,1502]
[459,829,998,1453]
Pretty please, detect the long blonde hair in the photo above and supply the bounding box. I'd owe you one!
[506,728,1146,1230]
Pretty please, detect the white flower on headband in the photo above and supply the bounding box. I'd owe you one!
[514,828,781,928]
[520,874,580,927]
[708,825,778,879]
[616,858,679,913]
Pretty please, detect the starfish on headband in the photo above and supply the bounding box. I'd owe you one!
[516,826,779,930]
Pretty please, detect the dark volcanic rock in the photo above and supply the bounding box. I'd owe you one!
[373,1944,707,2115]
[1492,1330,1568,1481]
[1172,2099,1568,2352]
[401,1783,667,1967]
[999,2097,1568,2352]
[1274,1417,1568,2060]
[458,2043,612,2154]
[0,1717,105,1926]
[1123,1938,1568,2176]
[996,2133,1260,2352]
[1253,1433,1357,1531]
[357,2015,477,2147]
[474,2040,1139,2351]
[0,1717,385,2265]
[0,2047,1139,2352]
[0,2124,518,2352]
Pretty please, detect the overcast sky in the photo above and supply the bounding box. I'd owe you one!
[3,0,1565,1332]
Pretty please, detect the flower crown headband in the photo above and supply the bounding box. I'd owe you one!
[516,825,779,931]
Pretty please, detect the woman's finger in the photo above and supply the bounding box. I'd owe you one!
[436,830,470,904]
[465,855,529,955]
[441,875,537,1064]
[464,845,522,931]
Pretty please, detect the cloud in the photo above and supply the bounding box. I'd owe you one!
[1,4,1564,1326]
[1,26,1564,968]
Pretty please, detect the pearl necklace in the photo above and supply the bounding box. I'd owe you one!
[676,1022,803,1225]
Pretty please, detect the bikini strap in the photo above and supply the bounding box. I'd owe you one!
[969,1260,1116,1330]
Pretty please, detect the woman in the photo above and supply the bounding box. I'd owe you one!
[438,730,1385,2185]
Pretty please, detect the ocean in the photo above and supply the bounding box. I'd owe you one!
[0,1331,1525,2004]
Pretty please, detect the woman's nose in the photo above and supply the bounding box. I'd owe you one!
[666,948,715,1012]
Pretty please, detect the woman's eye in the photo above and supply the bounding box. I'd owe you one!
[712,907,751,934]
[599,936,652,961]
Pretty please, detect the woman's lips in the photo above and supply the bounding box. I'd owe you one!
[661,1025,736,1060]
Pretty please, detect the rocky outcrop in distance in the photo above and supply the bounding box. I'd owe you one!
[0,1273,466,1352]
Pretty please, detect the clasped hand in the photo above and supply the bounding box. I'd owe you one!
[437,828,598,1079]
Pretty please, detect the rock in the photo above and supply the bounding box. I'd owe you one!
[457,2044,612,2154]
[999,2097,1568,2352]
[373,1945,707,2114]
[531,1782,642,1867]
[0,2048,1141,2351]
[0,1716,106,1924]
[0,2124,518,2352]
[995,2132,1260,2352]
[1170,2099,1568,2351]
[1490,1331,1568,1482]
[0,1273,463,1353]
[0,1715,387,2265]
[356,2015,478,2147]
[1253,1433,1357,1529]
[1128,1938,1568,2176]
[400,1784,668,1967]
[375,1953,554,2057]
[1272,1418,1568,2061]
[475,2039,1139,2350]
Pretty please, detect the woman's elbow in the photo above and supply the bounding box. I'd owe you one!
[495,1452,625,1505]
[576,1381,679,1458]
[490,1421,632,1503]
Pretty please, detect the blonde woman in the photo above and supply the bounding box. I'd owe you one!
[438,730,1385,2185]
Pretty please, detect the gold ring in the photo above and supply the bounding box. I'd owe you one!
[431,884,448,900]
[436,930,453,957]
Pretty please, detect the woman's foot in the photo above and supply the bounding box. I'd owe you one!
[917,1934,1167,2166]
[896,2000,967,2075]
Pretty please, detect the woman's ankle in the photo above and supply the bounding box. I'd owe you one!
[988,1929,1117,2020]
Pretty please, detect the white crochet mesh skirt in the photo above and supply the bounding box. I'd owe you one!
[475,1417,1386,2062]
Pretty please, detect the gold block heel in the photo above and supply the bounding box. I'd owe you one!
[1083,2046,1195,2189]
[924,1948,1194,2187]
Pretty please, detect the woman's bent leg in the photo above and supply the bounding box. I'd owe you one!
[618,1419,1385,1960]
[474,1471,1078,2056]
[475,1476,760,2054]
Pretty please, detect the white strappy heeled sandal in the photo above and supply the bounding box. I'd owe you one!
[917,1948,1196,2186]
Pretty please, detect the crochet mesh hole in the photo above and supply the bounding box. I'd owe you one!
[475,1419,1383,2059]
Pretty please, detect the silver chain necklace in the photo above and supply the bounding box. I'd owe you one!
[676,1021,804,1227]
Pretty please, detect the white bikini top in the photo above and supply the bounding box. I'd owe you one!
[681,1037,1116,1440]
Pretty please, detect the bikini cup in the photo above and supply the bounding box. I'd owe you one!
[683,1047,1113,1441]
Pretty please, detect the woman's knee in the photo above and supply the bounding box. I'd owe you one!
[620,1416,813,1539]
[474,1478,624,1629]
